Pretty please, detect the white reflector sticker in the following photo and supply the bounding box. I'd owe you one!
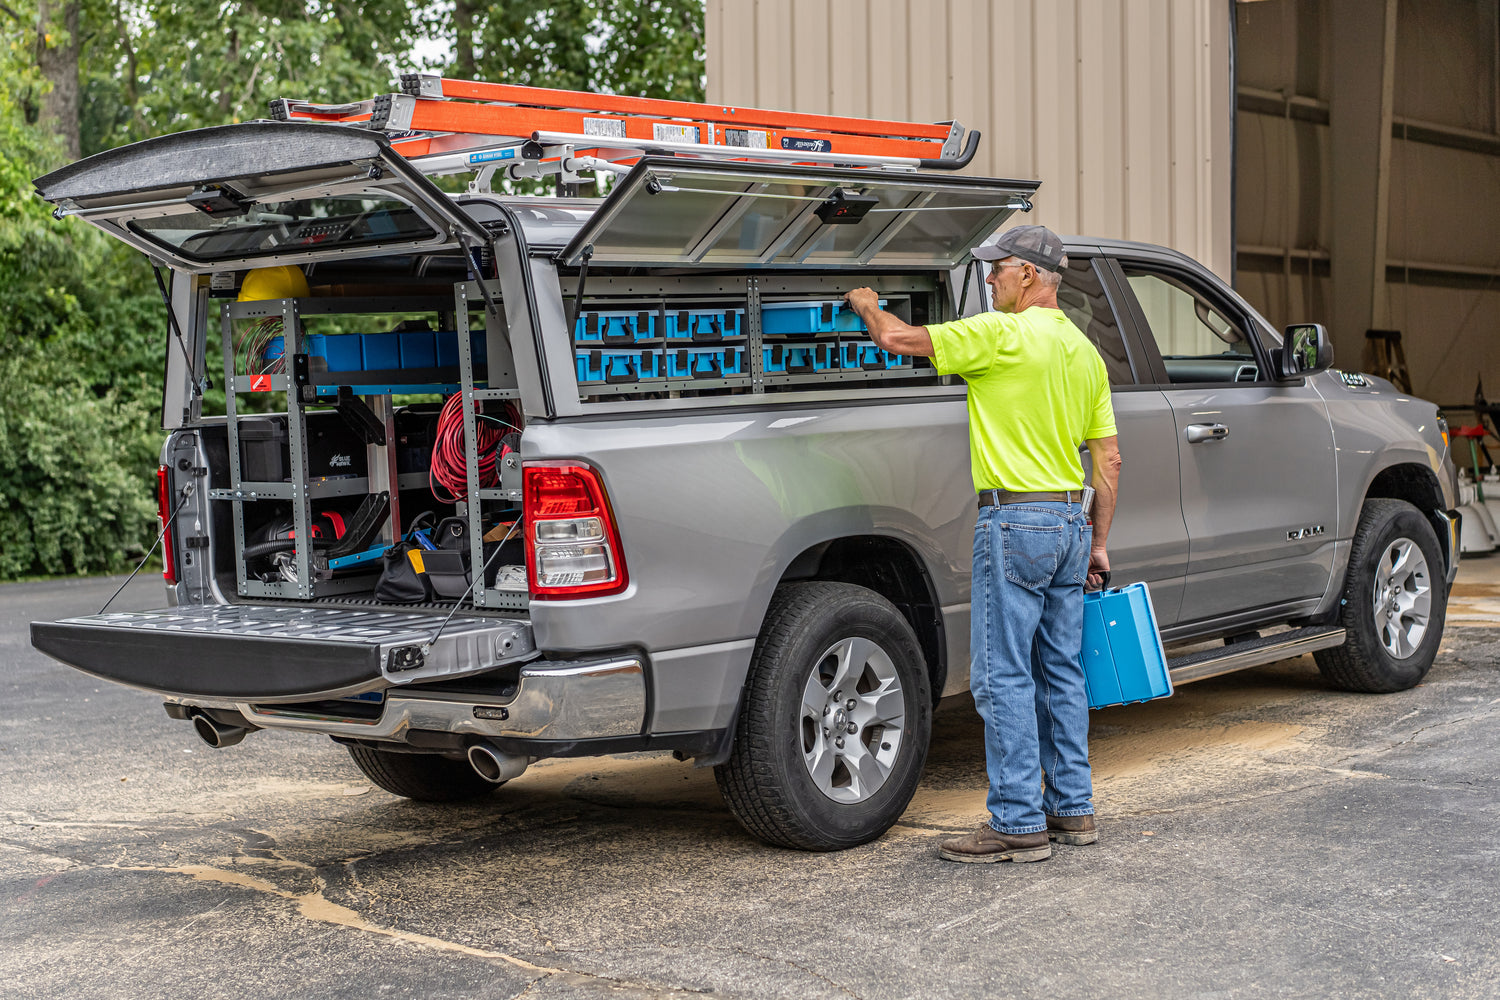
[653,123,701,144]
[584,118,627,139]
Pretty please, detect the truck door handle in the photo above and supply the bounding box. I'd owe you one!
[1185,423,1229,443]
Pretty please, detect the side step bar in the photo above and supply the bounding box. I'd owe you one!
[1167,626,1346,686]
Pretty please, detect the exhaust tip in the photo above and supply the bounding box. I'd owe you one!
[467,743,527,784]
[191,712,248,749]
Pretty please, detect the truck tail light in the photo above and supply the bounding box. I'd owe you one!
[157,465,178,584]
[523,463,628,598]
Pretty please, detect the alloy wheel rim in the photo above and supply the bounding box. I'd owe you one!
[800,636,907,804]
[1371,537,1432,660]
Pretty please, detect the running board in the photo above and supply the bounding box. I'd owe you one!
[1166,626,1346,686]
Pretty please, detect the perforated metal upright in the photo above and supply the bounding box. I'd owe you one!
[457,279,525,610]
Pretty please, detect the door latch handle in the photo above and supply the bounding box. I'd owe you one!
[1185,423,1229,443]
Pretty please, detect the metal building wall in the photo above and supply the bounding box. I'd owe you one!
[1235,0,1500,407]
[706,0,1235,278]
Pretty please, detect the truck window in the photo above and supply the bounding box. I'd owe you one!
[1057,258,1136,386]
[1120,267,1261,385]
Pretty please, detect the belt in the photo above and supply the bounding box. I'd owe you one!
[977,489,1081,509]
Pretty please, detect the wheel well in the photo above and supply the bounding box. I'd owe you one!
[781,536,945,703]
[1365,463,1452,574]
[1366,463,1442,513]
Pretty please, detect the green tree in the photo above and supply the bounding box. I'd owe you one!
[0,0,706,580]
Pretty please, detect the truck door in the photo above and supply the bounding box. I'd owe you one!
[1106,254,1338,627]
[1057,254,1189,626]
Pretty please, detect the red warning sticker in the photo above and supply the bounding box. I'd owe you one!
[251,374,272,392]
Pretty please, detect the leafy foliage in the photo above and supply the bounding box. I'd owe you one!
[0,0,704,580]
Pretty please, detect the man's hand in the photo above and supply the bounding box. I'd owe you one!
[844,287,881,317]
[1087,546,1110,591]
[841,287,936,358]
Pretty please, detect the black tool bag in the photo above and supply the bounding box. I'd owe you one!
[373,542,432,603]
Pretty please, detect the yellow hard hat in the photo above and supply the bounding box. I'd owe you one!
[237,265,310,302]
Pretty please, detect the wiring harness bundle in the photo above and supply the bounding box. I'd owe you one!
[238,317,287,376]
[429,392,521,503]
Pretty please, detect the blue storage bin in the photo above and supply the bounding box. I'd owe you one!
[1080,582,1172,709]
[435,330,487,367]
[666,308,743,343]
[839,339,912,371]
[762,299,883,337]
[362,333,401,370]
[574,309,660,345]
[763,340,840,375]
[322,334,363,373]
[261,334,329,369]
[761,300,840,337]
[665,345,746,380]
[576,347,663,385]
[399,330,437,369]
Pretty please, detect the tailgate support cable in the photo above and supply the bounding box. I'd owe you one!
[98,483,194,614]
[422,519,521,654]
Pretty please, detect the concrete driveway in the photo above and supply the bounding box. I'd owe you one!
[2,570,1498,999]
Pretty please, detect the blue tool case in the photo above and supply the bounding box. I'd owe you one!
[1079,582,1172,709]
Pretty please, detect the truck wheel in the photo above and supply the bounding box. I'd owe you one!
[715,582,932,851]
[346,745,499,802]
[1315,498,1447,693]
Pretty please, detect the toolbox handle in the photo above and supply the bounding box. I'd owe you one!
[604,353,641,384]
[601,315,638,345]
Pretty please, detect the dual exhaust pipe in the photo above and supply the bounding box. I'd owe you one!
[189,711,527,785]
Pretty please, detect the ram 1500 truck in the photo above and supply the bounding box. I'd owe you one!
[30,118,1460,851]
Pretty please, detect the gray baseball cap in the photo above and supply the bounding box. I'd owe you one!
[972,225,1065,272]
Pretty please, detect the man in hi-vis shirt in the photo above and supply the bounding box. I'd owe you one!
[845,225,1121,863]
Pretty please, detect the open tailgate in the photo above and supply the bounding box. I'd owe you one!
[31,605,534,702]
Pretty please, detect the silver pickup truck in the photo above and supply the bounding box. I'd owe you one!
[30,121,1460,851]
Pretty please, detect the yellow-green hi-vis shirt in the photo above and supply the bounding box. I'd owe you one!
[928,306,1116,493]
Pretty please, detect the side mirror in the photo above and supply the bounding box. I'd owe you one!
[1279,323,1334,379]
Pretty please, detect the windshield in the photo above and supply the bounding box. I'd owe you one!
[126,194,438,263]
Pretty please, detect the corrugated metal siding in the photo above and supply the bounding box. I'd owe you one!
[706,0,1234,277]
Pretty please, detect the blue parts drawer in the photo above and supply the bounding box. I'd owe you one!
[764,340,840,374]
[1080,582,1172,709]
[667,308,743,343]
[665,344,746,379]
[576,347,663,385]
[762,299,841,337]
[761,299,883,337]
[575,309,661,345]
[839,340,911,371]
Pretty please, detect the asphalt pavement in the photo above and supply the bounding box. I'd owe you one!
[2,569,1498,999]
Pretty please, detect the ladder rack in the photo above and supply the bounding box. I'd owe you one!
[268,73,981,188]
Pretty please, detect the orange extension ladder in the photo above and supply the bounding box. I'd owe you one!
[268,72,980,189]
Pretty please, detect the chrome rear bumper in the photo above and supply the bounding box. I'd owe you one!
[222,656,646,743]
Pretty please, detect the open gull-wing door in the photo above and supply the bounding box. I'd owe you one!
[561,157,1039,269]
[34,122,491,272]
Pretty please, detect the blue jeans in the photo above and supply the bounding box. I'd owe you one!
[970,501,1094,835]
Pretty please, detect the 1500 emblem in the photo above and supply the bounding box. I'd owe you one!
[1288,525,1325,541]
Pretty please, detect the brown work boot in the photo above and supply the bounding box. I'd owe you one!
[938,824,1051,864]
[1046,813,1099,846]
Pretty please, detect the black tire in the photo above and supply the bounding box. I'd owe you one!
[715,581,932,851]
[1315,498,1447,693]
[345,745,500,802]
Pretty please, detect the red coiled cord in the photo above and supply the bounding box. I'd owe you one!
[429,394,519,503]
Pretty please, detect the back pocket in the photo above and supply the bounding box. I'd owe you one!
[1002,523,1063,589]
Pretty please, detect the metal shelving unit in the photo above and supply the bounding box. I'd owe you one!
[214,283,524,608]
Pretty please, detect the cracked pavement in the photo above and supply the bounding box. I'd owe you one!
[2,571,1498,999]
